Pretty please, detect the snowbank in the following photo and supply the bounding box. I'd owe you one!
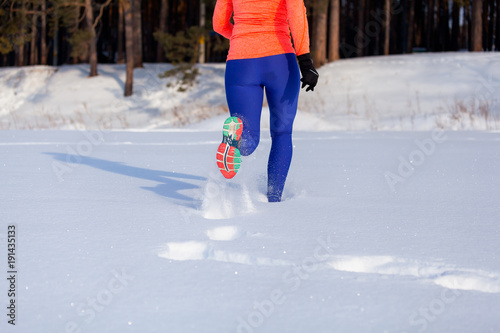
[0,52,499,131]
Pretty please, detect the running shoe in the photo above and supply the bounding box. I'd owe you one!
[216,117,243,179]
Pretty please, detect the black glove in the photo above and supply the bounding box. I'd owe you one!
[297,53,319,92]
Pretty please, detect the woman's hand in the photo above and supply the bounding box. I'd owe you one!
[297,53,319,92]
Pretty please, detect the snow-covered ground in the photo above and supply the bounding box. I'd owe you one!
[1,129,500,332]
[1,52,500,332]
[0,52,499,130]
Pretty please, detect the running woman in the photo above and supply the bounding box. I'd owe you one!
[213,0,318,202]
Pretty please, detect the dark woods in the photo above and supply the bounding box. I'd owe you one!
[0,0,498,67]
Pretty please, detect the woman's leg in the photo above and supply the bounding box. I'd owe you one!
[225,59,264,156]
[262,54,300,202]
[223,54,299,202]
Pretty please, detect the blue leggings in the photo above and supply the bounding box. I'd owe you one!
[225,53,300,202]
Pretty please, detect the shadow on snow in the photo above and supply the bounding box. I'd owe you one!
[44,152,206,207]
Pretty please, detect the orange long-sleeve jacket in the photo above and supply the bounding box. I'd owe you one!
[213,0,310,60]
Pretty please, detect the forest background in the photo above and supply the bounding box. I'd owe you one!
[0,0,498,96]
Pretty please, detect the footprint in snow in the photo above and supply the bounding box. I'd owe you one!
[158,225,500,295]
[205,225,242,241]
[159,242,500,294]
[158,225,290,266]
[327,255,500,294]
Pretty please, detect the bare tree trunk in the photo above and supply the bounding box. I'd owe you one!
[117,0,125,63]
[107,5,114,62]
[356,0,365,56]
[371,0,380,55]
[85,0,98,76]
[482,0,490,50]
[18,44,24,67]
[406,0,415,53]
[30,13,38,65]
[71,5,80,64]
[41,0,47,65]
[464,0,472,51]
[426,0,434,51]
[496,0,500,51]
[491,0,496,50]
[132,0,143,68]
[17,0,27,66]
[383,0,391,55]
[312,0,328,66]
[414,0,423,47]
[451,0,460,50]
[53,8,59,66]
[434,0,441,50]
[347,0,354,54]
[198,0,206,64]
[472,0,482,51]
[156,0,169,62]
[487,0,494,50]
[440,0,450,50]
[461,2,468,49]
[123,0,134,96]
[328,0,340,61]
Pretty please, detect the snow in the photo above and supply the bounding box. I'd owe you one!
[1,129,500,332]
[0,63,228,130]
[1,52,500,332]
[1,52,499,130]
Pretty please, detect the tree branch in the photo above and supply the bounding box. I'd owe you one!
[92,0,113,30]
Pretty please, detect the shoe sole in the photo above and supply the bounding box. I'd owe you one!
[216,117,243,179]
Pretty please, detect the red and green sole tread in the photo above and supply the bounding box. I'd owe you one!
[217,117,243,179]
